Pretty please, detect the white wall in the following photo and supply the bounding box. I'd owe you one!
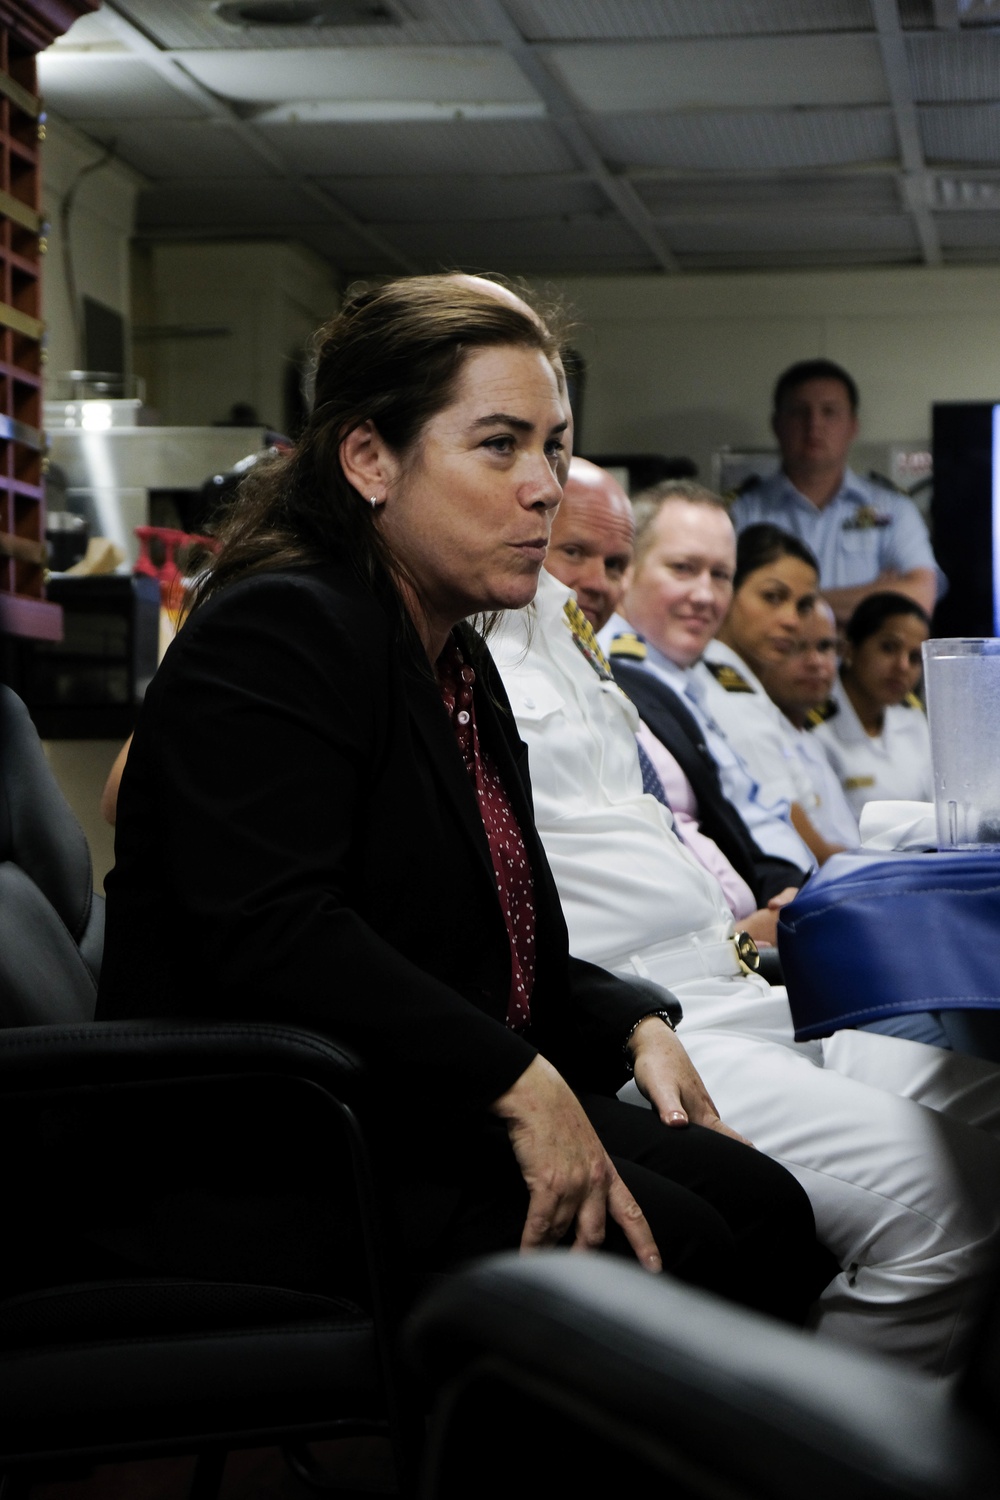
[41,114,143,385]
[541,266,1000,482]
[139,241,341,430]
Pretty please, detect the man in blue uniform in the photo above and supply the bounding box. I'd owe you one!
[729,360,939,626]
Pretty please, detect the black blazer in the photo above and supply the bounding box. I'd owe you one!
[610,659,806,907]
[99,563,667,1116]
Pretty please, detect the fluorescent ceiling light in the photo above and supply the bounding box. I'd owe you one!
[250,98,546,123]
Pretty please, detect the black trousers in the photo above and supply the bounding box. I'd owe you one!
[410,1092,837,1328]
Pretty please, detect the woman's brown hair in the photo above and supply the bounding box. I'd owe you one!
[190,275,563,626]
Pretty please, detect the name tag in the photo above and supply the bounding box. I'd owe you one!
[844,775,876,791]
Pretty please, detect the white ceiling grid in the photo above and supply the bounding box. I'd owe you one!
[37,0,1000,276]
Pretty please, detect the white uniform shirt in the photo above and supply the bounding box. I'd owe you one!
[489,572,734,970]
[788,721,861,847]
[698,641,814,811]
[598,614,815,876]
[808,674,933,821]
[699,640,860,848]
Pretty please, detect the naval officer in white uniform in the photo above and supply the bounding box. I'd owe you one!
[699,522,858,859]
[808,591,932,821]
[490,462,1000,1377]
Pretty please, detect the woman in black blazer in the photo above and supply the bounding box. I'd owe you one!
[99,275,830,1322]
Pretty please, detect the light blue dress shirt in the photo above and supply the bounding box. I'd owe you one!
[729,468,939,594]
[598,613,815,876]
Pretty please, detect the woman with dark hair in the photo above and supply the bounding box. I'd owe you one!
[701,522,858,862]
[97,276,827,1321]
[809,590,932,821]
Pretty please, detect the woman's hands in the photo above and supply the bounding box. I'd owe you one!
[490,1054,663,1272]
[628,1016,753,1147]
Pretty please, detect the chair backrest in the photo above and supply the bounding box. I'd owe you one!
[407,1252,998,1500]
[0,685,103,1022]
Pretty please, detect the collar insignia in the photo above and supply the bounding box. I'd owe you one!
[805,699,838,728]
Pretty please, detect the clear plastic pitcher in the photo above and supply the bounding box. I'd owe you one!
[922,637,1000,848]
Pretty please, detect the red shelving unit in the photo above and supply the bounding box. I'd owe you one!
[0,0,99,641]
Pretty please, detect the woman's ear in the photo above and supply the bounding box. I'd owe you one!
[339,420,398,504]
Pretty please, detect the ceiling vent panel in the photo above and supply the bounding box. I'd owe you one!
[114,0,481,48]
[212,1,423,26]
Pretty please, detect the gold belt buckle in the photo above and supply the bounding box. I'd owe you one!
[735,931,760,974]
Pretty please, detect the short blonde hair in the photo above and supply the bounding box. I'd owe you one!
[631,480,728,565]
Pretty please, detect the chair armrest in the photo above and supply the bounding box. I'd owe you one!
[0,1019,404,1317]
[0,1018,365,1098]
[407,1252,998,1500]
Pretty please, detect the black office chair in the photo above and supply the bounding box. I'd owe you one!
[407,1251,1000,1500]
[0,683,103,1021]
[0,1019,424,1499]
[0,688,424,1496]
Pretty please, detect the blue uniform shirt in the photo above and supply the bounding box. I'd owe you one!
[729,468,938,594]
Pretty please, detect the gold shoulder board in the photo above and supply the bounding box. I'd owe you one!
[705,660,755,693]
[609,633,647,661]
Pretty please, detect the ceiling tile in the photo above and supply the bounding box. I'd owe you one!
[935,209,1000,246]
[253,117,577,174]
[63,120,272,178]
[899,0,935,25]
[921,105,1000,163]
[320,173,602,221]
[907,33,1000,103]
[506,0,872,42]
[663,213,919,254]
[358,213,655,273]
[635,173,902,216]
[548,35,888,113]
[137,178,322,227]
[676,246,919,269]
[592,109,898,172]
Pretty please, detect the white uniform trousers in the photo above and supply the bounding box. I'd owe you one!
[616,967,1000,1376]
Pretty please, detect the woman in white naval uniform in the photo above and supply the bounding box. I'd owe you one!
[700,524,859,859]
[809,592,932,822]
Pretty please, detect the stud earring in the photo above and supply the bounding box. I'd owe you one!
[369,495,381,510]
